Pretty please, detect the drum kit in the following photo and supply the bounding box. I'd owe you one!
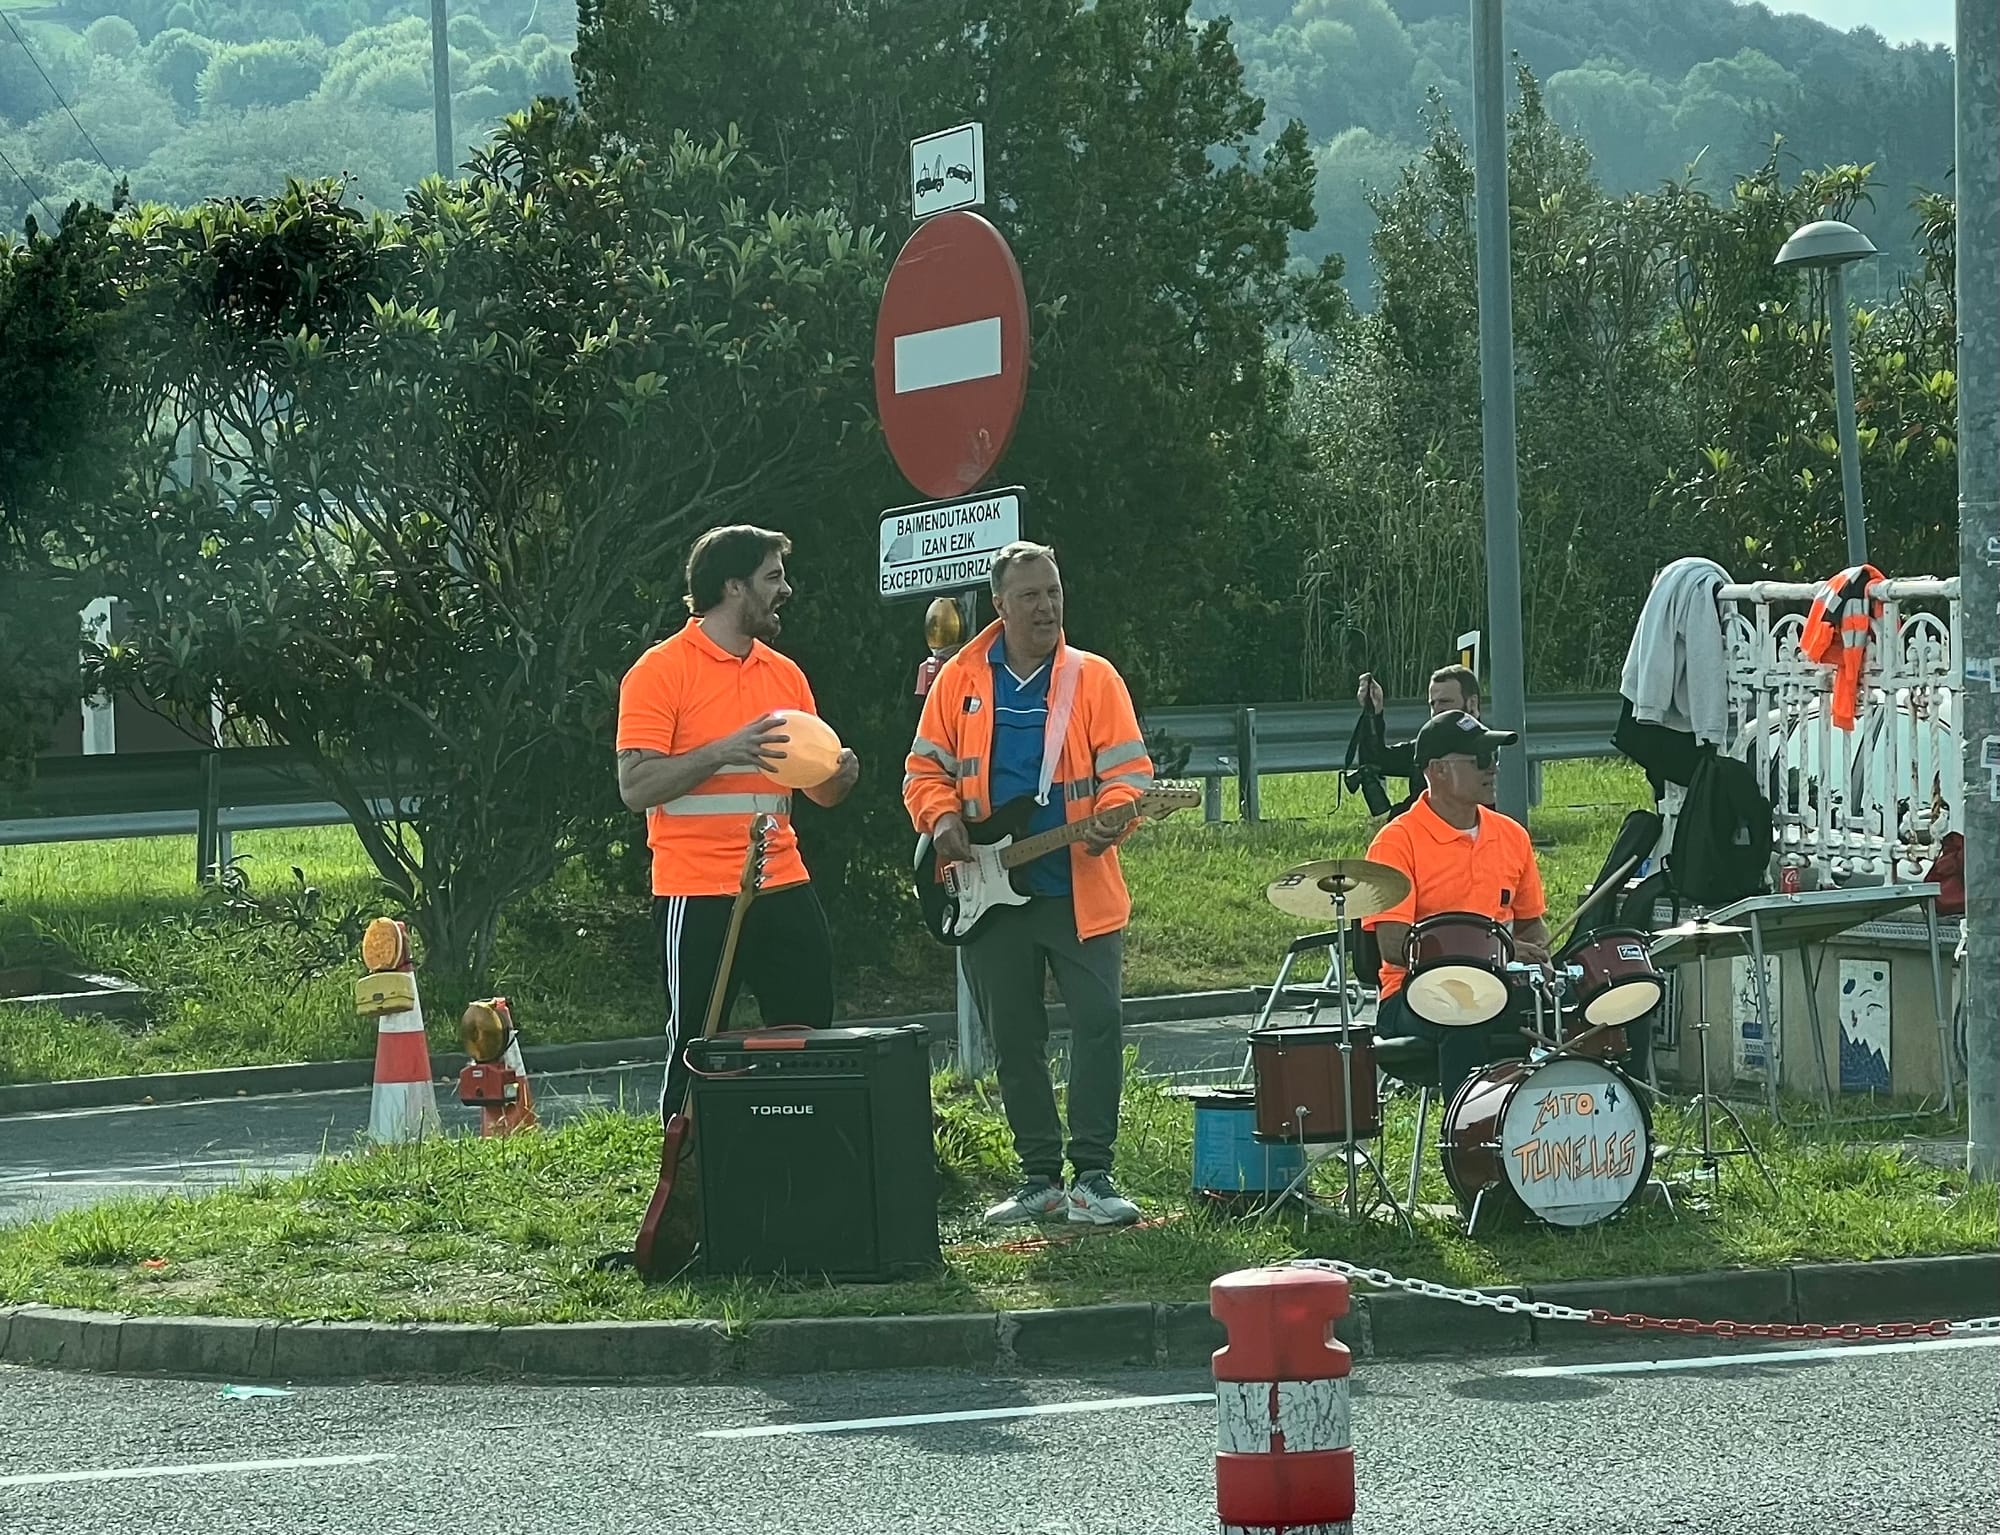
[1233,852,1757,1235]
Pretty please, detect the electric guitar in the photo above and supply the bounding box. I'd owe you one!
[914,783,1200,945]
[633,813,773,1280]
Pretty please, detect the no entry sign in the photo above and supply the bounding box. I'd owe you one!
[873,211,1030,501]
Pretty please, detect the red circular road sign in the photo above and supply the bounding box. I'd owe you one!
[874,211,1030,501]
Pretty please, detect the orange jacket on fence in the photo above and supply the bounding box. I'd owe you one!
[1800,563,1885,731]
[902,620,1154,943]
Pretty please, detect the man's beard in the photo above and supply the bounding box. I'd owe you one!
[750,602,783,640]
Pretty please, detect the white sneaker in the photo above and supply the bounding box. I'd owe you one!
[983,1177,1068,1226]
[1067,1170,1141,1226]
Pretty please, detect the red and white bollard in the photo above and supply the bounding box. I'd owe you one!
[1211,1265,1355,1535]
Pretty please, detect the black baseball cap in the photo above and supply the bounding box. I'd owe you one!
[1413,710,1519,770]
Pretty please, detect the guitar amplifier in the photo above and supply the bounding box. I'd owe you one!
[688,1024,940,1281]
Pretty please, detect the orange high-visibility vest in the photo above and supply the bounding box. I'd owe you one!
[903,620,1154,942]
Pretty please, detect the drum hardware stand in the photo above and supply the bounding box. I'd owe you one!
[1254,1097,1414,1237]
[1657,915,1780,1201]
[1261,875,1410,1234]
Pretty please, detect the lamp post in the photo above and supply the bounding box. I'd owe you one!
[1774,219,1879,567]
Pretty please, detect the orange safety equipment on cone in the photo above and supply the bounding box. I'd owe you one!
[357,919,441,1145]
[458,997,538,1137]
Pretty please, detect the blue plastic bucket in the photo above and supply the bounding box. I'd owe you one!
[1187,1087,1305,1195]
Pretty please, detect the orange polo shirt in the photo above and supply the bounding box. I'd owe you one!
[1361,794,1546,1000]
[616,619,816,897]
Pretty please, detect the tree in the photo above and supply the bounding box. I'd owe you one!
[94,108,879,992]
[0,203,155,796]
[197,40,329,113]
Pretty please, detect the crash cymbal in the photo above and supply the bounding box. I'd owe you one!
[1266,858,1411,922]
[1653,917,1750,941]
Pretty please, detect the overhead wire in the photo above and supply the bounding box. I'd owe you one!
[1,10,117,179]
[0,138,59,230]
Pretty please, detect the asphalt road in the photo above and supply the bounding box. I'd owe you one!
[3,1335,1995,1534]
[0,1012,1273,1225]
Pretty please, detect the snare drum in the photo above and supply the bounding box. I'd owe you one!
[1248,1025,1380,1143]
[1404,913,1515,1026]
[1561,927,1665,1027]
[1440,1055,1652,1228]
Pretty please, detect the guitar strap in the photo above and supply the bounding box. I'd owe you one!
[1036,650,1083,807]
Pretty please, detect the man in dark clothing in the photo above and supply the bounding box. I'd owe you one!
[1351,665,1483,816]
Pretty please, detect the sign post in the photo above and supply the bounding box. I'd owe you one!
[877,123,1032,1080]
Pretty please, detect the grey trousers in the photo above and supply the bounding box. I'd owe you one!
[960,895,1125,1182]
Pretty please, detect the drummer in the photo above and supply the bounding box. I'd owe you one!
[1362,711,1552,1097]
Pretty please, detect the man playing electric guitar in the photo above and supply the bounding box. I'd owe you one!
[903,541,1154,1228]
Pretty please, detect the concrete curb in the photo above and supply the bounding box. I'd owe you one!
[2,1253,1992,1384]
[0,987,1270,1117]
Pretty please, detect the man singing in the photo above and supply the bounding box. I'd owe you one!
[615,525,859,1117]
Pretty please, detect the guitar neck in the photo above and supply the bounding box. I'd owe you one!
[999,799,1144,869]
[696,889,757,1042]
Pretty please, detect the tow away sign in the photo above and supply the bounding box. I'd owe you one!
[878,489,1022,601]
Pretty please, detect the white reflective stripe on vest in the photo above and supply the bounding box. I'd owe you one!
[656,793,793,817]
[910,736,961,776]
[1101,769,1154,792]
[1216,1377,1350,1454]
[1094,740,1147,773]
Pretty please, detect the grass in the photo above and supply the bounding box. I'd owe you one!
[0,1063,1988,1326]
[0,762,1653,1085]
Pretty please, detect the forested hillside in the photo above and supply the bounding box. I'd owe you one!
[1210,0,1953,293]
[0,1,1954,294]
[0,0,578,230]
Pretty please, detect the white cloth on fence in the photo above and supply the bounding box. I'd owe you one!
[1619,556,1732,747]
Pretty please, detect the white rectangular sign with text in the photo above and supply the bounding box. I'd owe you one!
[878,489,1021,601]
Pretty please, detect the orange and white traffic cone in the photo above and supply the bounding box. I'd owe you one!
[458,997,538,1137]
[355,918,442,1145]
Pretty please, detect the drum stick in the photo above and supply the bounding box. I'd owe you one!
[1548,854,1641,951]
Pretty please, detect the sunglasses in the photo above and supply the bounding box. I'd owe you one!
[1431,749,1500,771]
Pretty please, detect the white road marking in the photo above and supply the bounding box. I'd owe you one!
[702,1391,1212,1439]
[0,1158,267,1184]
[0,1453,393,1489]
[1505,1334,2000,1378]
[894,317,1002,393]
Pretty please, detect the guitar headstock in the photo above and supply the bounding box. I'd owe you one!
[741,812,776,895]
[1135,781,1202,818]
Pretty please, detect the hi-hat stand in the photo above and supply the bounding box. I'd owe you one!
[1656,914,1779,1199]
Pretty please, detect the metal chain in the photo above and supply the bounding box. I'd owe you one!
[1289,1259,2000,1340]
[1288,1258,1594,1324]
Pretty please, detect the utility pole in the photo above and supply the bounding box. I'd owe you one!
[1956,0,1998,1182]
[1471,0,1529,822]
[430,0,453,179]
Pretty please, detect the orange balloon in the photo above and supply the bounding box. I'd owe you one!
[760,709,844,790]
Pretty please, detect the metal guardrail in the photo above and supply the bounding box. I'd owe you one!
[0,748,395,879]
[0,695,1629,861]
[1141,692,1625,821]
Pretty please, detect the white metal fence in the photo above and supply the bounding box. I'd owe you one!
[1719,575,1962,885]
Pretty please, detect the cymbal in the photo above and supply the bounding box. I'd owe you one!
[1653,918,1749,941]
[1266,858,1411,922]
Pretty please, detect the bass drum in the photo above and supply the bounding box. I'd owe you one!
[1441,1055,1652,1228]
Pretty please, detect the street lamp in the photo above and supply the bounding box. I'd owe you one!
[1775,218,1879,566]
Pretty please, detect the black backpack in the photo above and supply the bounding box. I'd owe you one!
[1670,750,1773,907]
